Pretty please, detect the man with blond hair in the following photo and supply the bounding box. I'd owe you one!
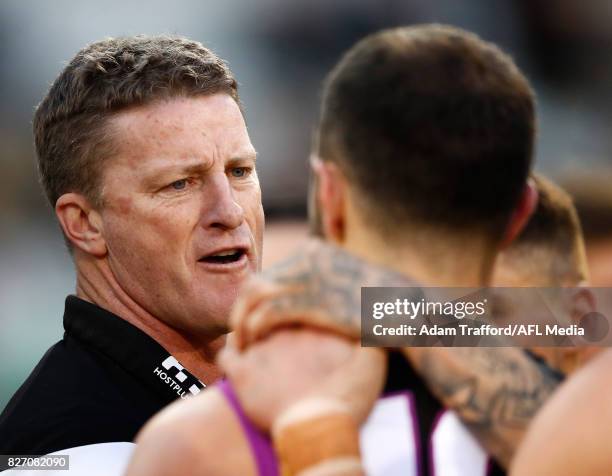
[0,35,264,471]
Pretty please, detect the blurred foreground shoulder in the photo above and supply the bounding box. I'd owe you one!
[511,349,612,476]
[125,386,257,476]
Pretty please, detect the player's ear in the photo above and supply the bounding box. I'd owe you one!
[569,288,597,327]
[311,156,346,244]
[499,178,538,249]
[558,288,598,374]
[55,193,107,257]
[307,155,324,238]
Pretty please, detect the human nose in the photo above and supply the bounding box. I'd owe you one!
[200,173,245,230]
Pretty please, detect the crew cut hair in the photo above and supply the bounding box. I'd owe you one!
[317,24,536,241]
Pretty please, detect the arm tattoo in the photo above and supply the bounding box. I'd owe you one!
[410,346,560,468]
[254,240,559,468]
[260,241,411,331]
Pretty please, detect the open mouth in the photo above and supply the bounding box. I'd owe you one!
[198,248,246,265]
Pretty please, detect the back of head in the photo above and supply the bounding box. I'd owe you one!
[316,24,535,245]
[494,175,594,376]
[495,174,588,286]
[561,170,612,285]
[34,35,238,211]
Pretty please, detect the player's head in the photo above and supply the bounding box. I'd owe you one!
[310,25,537,284]
[494,174,589,287]
[562,170,612,286]
[34,36,264,335]
[493,174,598,374]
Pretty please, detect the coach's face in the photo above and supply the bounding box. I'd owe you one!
[99,94,263,334]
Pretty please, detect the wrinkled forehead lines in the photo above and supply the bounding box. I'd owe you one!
[108,94,254,161]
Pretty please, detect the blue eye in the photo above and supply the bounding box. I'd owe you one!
[231,167,251,178]
[171,179,188,190]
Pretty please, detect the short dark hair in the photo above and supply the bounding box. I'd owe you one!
[34,35,239,208]
[501,174,588,284]
[317,24,536,241]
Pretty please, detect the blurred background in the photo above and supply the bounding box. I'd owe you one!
[2,0,612,410]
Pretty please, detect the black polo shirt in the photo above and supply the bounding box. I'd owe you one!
[0,296,205,467]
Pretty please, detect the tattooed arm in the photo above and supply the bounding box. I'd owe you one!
[231,239,408,345]
[231,239,561,469]
[402,347,560,469]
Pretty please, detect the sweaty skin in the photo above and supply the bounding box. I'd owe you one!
[126,329,385,476]
[230,239,560,469]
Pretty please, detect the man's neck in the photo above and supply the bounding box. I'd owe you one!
[75,258,224,384]
[342,226,496,287]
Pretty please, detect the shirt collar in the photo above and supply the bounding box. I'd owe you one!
[63,295,206,404]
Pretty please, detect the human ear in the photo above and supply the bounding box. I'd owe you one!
[307,155,324,238]
[569,288,597,326]
[311,157,346,244]
[559,288,598,374]
[499,178,538,249]
[55,193,107,257]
